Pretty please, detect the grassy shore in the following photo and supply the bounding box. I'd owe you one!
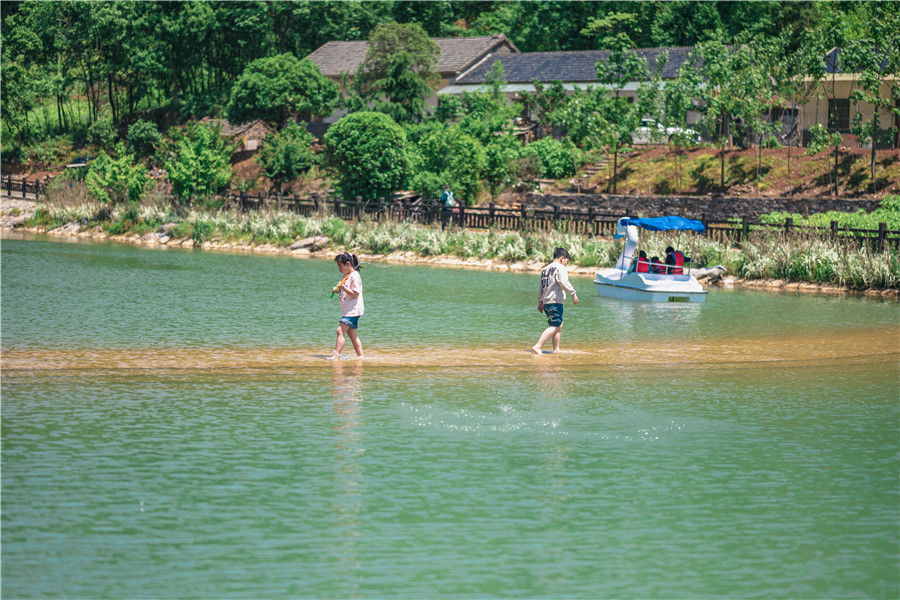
[15,198,900,293]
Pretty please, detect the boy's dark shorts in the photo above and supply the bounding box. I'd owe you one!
[340,316,360,329]
[543,303,564,327]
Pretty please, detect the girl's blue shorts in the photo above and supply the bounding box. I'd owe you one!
[544,303,563,327]
[340,316,361,329]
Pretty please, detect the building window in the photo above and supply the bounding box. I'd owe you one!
[828,98,850,131]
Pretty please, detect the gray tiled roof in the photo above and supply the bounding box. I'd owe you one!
[306,34,519,78]
[456,47,695,84]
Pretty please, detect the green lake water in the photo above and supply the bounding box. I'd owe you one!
[2,235,899,598]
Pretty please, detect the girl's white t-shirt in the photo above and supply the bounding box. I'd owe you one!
[339,270,364,317]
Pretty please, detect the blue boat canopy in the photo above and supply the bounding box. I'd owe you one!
[621,216,705,233]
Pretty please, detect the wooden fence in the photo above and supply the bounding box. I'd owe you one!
[2,175,48,199]
[3,175,897,252]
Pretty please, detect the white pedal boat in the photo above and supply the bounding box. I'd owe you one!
[594,216,708,303]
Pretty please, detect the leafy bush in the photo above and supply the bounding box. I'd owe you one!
[85,143,149,204]
[511,153,542,189]
[759,195,900,231]
[483,134,521,196]
[804,124,841,156]
[407,170,444,200]
[87,112,117,151]
[408,123,485,204]
[163,122,233,203]
[127,119,162,158]
[521,137,580,179]
[257,121,316,191]
[323,111,410,201]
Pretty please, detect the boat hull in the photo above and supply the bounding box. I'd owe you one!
[593,269,707,303]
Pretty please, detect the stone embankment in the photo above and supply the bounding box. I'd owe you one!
[2,198,895,297]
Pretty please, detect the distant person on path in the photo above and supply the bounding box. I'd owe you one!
[332,252,364,359]
[440,183,456,230]
[532,247,578,355]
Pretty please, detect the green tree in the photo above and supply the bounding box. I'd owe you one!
[550,85,614,151]
[662,51,703,192]
[730,38,780,194]
[518,80,568,134]
[352,21,440,123]
[410,123,486,204]
[453,63,521,147]
[596,35,649,193]
[581,12,642,50]
[520,137,580,180]
[777,26,829,189]
[471,1,604,52]
[87,110,117,150]
[163,122,233,203]
[323,111,410,201]
[227,53,339,128]
[843,3,900,186]
[691,40,743,190]
[483,134,521,198]
[256,121,316,193]
[649,1,724,47]
[85,142,148,204]
[127,119,162,159]
[1,4,47,143]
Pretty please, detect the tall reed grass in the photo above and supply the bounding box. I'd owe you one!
[25,200,900,290]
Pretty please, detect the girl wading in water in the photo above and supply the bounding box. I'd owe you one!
[332,253,364,359]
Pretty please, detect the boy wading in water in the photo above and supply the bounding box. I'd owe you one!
[332,253,364,359]
[532,247,578,354]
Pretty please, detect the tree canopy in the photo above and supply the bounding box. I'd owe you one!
[226,54,339,128]
[323,111,410,201]
[350,21,440,123]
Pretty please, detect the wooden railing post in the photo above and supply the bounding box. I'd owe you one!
[878,222,886,253]
[22,177,27,198]
[489,202,496,228]
[831,220,839,240]
[458,202,465,228]
[377,197,384,222]
[589,205,596,236]
[785,217,793,234]
[742,216,750,242]
[355,196,363,221]
[334,194,341,216]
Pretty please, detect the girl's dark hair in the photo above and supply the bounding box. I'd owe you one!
[334,252,361,271]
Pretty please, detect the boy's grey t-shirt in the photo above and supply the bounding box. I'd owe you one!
[538,262,576,304]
